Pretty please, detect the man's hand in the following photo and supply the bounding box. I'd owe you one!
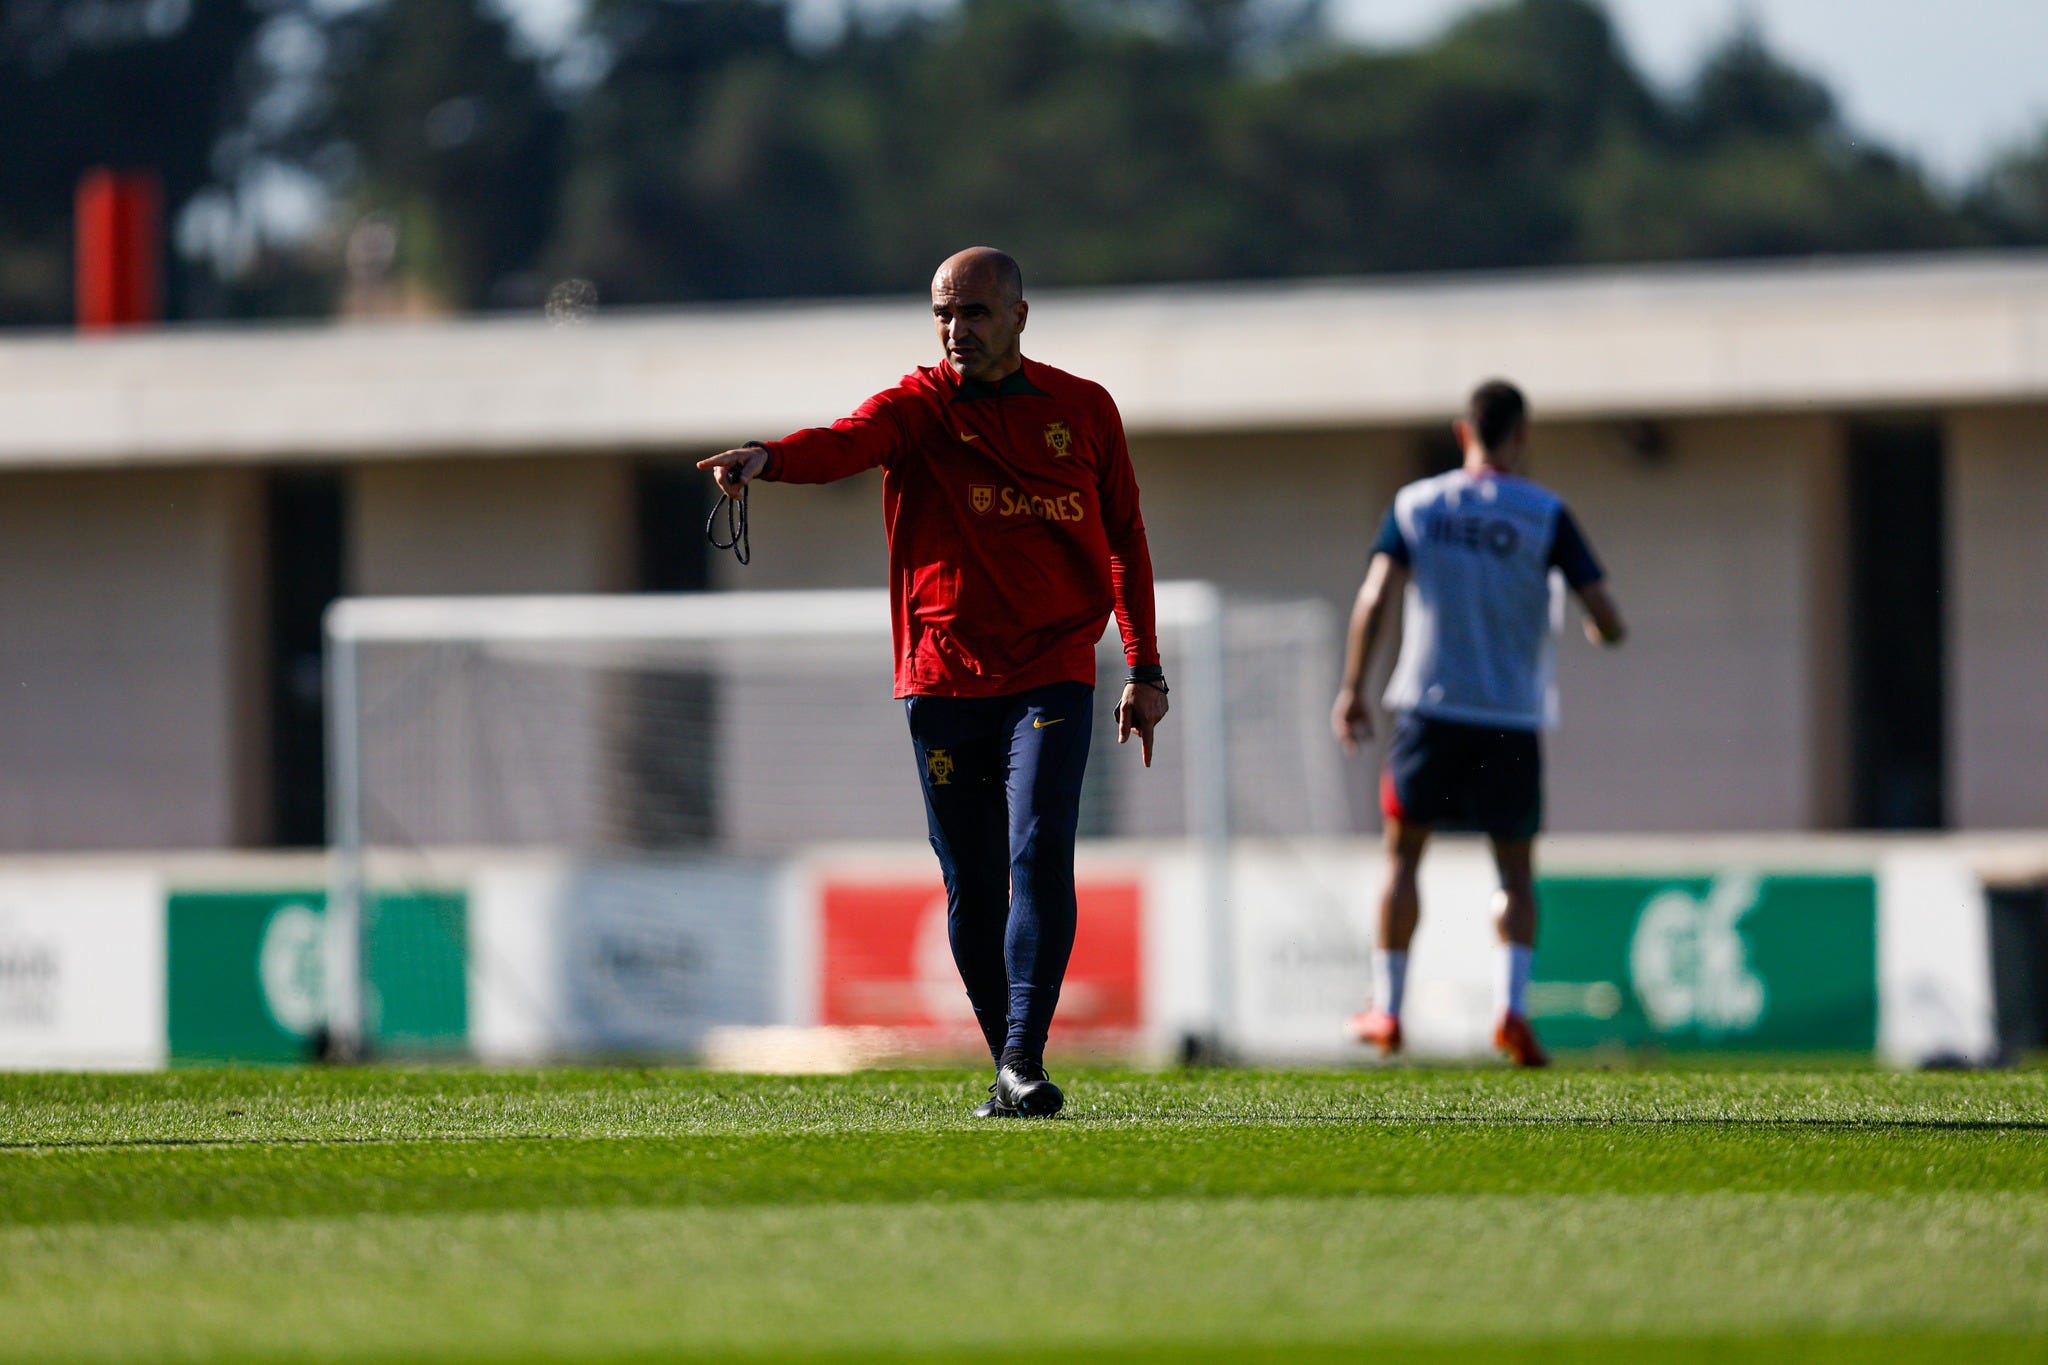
[1576,582,1627,647]
[1116,682,1170,767]
[1331,686,1373,756]
[1333,555,1399,759]
[696,445,769,498]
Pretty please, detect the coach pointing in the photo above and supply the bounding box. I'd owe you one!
[699,247,1168,1118]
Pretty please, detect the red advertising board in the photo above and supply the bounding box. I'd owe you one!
[820,877,1142,1045]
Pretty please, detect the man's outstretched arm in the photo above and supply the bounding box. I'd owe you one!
[1332,553,1406,756]
[1576,581,1626,646]
[696,388,911,495]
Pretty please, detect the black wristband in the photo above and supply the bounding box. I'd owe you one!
[743,440,776,480]
[1127,664,1168,695]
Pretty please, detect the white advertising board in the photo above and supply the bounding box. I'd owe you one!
[467,855,791,1061]
[1877,849,1999,1066]
[1220,840,1503,1062]
[0,870,164,1070]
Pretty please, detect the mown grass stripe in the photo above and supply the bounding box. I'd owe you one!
[3,1068,2043,1361]
[2,1195,2043,1363]
[3,1123,2046,1226]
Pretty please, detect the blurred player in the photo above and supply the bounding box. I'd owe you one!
[699,247,1168,1117]
[1331,380,1625,1066]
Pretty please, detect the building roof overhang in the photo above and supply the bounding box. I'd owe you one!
[3,251,2046,468]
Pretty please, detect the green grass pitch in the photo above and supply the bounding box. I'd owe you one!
[3,1066,2045,1363]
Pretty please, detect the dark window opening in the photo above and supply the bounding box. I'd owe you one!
[636,458,714,593]
[267,468,346,847]
[1988,883,2048,1061]
[624,459,718,846]
[1418,426,1461,479]
[1846,418,1945,829]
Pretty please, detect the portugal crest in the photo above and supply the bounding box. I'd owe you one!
[970,484,995,515]
[925,749,955,786]
[1043,421,1073,458]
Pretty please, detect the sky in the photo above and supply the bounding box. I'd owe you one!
[508,0,2048,189]
[1326,0,2048,187]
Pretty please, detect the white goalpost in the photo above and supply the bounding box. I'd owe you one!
[322,582,1346,1060]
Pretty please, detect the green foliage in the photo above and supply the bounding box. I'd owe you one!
[546,0,844,301]
[1,0,2044,322]
[2,1067,2046,1361]
[1569,25,1969,262]
[1968,129,2048,244]
[321,0,565,309]
[1687,23,1835,144]
[0,0,263,324]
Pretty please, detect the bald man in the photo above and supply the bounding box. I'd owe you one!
[700,248,1168,1118]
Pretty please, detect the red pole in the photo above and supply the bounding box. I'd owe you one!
[76,169,161,331]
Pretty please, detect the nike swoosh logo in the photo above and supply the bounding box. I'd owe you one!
[1032,717,1066,729]
[959,432,980,443]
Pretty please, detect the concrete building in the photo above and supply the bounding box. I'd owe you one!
[1,251,2044,850]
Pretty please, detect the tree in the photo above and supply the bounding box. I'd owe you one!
[1,0,2025,325]
[547,0,848,303]
[822,0,1243,290]
[1967,130,2048,247]
[319,0,565,311]
[0,0,263,324]
[1687,23,1834,146]
[1572,22,1968,264]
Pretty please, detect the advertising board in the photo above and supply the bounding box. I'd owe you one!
[0,870,162,1069]
[1531,872,1879,1051]
[818,874,1142,1050]
[167,889,467,1062]
[467,856,791,1060]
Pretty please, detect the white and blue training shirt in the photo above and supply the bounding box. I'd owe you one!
[1374,469,1604,733]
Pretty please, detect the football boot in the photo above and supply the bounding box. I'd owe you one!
[971,1082,1020,1119]
[994,1061,1065,1117]
[1347,1009,1404,1057]
[1494,1011,1550,1068]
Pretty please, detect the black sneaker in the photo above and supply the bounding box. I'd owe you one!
[971,1083,1019,1119]
[995,1060,1065,1118]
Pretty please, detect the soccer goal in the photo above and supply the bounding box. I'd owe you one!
[322,583,1346,1059]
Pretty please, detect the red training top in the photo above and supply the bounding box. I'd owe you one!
[761,357,1160,698]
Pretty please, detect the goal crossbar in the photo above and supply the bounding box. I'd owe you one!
[326,581,1230,646]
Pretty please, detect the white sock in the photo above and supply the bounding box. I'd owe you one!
[1501,943,1533,1018]
[1372,949,1409,1018]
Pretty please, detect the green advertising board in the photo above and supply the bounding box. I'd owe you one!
[1530,873,1877,1052]
[167,889,467,1063]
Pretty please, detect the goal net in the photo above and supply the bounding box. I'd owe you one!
[322,583,1346,1059]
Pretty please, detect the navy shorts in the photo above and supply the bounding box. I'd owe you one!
[1380,713,1543,841]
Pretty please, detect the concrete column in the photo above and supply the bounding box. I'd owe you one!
[1541,415,1847,831]
[1946,406,2048,829]
[0,466,267,849]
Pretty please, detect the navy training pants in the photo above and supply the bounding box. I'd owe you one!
[904,680,1093,1065]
